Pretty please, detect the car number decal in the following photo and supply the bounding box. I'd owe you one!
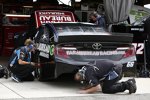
[126,62,134,68]
[132,43,144,55]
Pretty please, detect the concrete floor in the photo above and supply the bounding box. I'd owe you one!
[0,56,150,100]
[1,77,150,100]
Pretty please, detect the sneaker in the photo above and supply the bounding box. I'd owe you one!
[127,78,136,84]
[3,67,11,79]
[11,75,21,83]
[127,78,137,94]
[128,78,137,93]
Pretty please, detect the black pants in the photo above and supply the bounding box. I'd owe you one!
[10,64,35,81]
[102,64,127,94]
[102,77,127,94]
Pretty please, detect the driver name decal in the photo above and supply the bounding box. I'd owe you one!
[66,51,125,56]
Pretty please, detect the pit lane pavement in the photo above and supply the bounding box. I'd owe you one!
[0,57,150,100]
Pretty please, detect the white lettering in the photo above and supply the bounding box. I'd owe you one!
[39,52,49,58]
[37,43,50,53]
[132,43,144,54]
[126,62,134,67]
[66,51,125,56]
[137,43,144,54]
[39,16,72,23]
[131,28,144,32]
[39,12,65,15]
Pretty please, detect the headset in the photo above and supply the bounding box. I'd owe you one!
[78,66,87,80]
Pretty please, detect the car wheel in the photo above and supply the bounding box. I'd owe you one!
[35,56,56,81]
[35,56,43,81]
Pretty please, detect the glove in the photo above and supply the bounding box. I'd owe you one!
[30,62,35,66]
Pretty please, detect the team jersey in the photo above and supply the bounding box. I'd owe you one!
[83,60,121,87]
[8,46,31,67]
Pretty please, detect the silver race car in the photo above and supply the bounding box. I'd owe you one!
[34,22,136,81]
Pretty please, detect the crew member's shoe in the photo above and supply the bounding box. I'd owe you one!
[3,67,11,79]
[126,78,137,94]
[11,75,21,83]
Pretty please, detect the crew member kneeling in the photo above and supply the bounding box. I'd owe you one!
[75,60,137,94]
[8,39,36,82]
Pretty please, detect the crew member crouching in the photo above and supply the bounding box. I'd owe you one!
[8,39,37,82]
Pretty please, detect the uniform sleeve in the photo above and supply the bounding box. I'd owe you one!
[16,49,21,60]
[9,50,19,65]
[16,49,25,60]
[85,69,99,87]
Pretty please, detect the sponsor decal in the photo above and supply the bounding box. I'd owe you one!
[131,28,144,32]
[49,45,54,56]
[66,50,125,56]
[35,10,76,28]
[39,52,49,58]
[37,43,50,53]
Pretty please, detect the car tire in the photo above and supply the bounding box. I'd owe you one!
[35,56,56,81]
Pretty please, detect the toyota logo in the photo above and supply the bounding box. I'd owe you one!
[92,43,102,50]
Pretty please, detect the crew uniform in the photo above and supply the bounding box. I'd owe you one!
[8,45,35,82]
[79,60,136,94]
[89,12,106,28]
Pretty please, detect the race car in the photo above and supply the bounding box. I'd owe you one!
[33,22,136,81]
[12,9,137,81]
[111,5,150,77]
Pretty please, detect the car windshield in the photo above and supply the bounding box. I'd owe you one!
[54,23,105,33]
[129,5,150,25]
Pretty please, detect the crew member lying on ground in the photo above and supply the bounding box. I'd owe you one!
[74,60,137,94]
[8,39,38,82]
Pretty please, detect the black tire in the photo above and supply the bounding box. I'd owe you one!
[35,56,56,81]
[35,66,43,81]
